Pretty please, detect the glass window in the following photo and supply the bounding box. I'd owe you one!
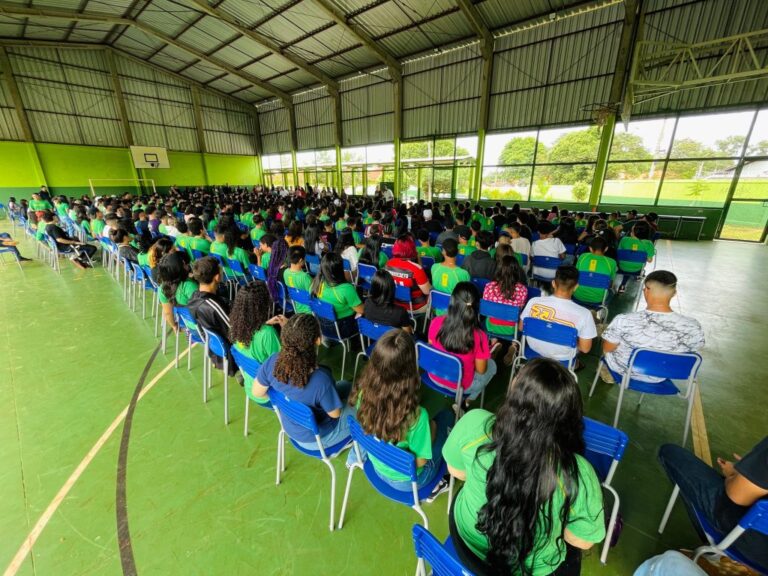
[366,165,383,195]
[746,109,768,157]
[279,153,293,170]
[537,125,599,163]
[658,159,737,207]
[295,151,315,167]
[670,111,753,159]
[455,166,474,200]
[400,167,419,202]
[262,154,280,170]
[532,164,594,203]
[610,117,674,161]
[481,165,531,201]
[602,161,660,205]
[341,146,365,164]
[484,131,539,166]
[401,140,432,161]
[315,148,337,168]
[366,144,394,163]
[456,136,478,162]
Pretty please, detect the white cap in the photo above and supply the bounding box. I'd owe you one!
[423,209,432,220]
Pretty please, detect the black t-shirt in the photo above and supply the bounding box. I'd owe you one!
[363,299,411,329]
[715,436,768,567]
[45,223,72,250]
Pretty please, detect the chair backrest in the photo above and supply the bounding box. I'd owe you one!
[342,258,352,272]
[191,249,205,261]
[357,317,396,342]
[267,387,319,435]
[421,256,435,271]
[287,286,312,308]
[455,254,465,266]
[248,263,267,281]
[522,317,578,348]
[577,271,612,290]
[381,244,393,258]
[175,306,197,330]
[230,346,262,380]
[348,417,417,480]
[627,349,702,381]
[429,290,451,312]
[738,499,768,535]
[564,243,577,255]
[525,286,542,303]
[142,265,158,289]
[305,253,320,275]
[583,417,628,482]
[479,299,520,324]
[394,283,413,303]
[532,255,562,270]
[310,297,337,321]
[416,341,462,387]
[518,253,529,267]
[228,258,246,276]
[617,249,648,264]
[203,327,229,357]
[471,277,490,292]
[412,525,473,576]
[357,263,377,290]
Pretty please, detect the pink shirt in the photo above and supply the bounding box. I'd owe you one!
[427,315,491,390]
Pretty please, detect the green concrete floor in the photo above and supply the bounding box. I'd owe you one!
[1,222,766,576]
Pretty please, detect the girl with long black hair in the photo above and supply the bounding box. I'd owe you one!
[443,358,605,576]
[310,252,363,339]
[156,252,198,331]
[426,282,496,406]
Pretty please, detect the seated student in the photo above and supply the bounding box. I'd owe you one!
[90,209,106,239]
[349,329,452,495]
[462,230,496,280]
[532,221,566,282]
[633,551,706,576]
[599,270,705,384]
[520,266,596,368]
[229,281,286,405]
[616,221,655,292]
[482,255,528,365]
[574,212,588,230]
[249,214,267,245]
[459,220,481,257]
[427,282,496,409]
[285,220,304,247]
[573,236,616,306]
[357,235,388,269]
[187,218,211,256]
[112,228,139,263]
[212,224,256,279]
[430,239,471,307]
[41,211,97,269]
[363,270,413,331]
[555,217,579,265]
[0,233,32,262]
[254,233,276,270]
[252,314,355,449]
[265,237,289,305]
[444,358,605,576]
[335,228,359,277]
[102,213,119,239]
[658,437,768,571]
[156,252,198,330]
[283,246,313,314]
[385,235,432,314]
[187,257,237,378]
[415,229,442,263]
[311,252,364,339]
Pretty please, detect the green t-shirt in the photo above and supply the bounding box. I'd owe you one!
[175,234,190,255]
[235,325,281,404]
[240,212,254,227]
[283,269,313,313]
[358,248,388,269]
[430,264,470,315]
[443,410,605,574]
[250,226,266,242]
[261,252,271,270]
[317,281,361,319]
[206,218,218,232]
[369,407,432,482]
[189,237,211,256]
[30,199,52,212]
[56,203,69,217]
[458,244,476,257]
[417,245,442,263]
[91,219,105,237]
[137,252,150,268]
[574,253,617,303]
[617,236,654,273]
[158,279,199,305]
[575,219,588,228]
[335,219,347,232]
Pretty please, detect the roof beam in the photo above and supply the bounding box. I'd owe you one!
[0,1,293,105]
[0,45,34,141]
[311,0,401,81]
[455,0,493,54]
[186,0,338,94]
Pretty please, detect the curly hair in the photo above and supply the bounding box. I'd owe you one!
[273,314,320,389]
[228,281,271,346]
[351,329,420,442]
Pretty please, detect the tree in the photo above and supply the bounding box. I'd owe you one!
[496,136,547,181]
[747,139,768,156]
[606,132,653,179]
[572,181,590,202]
[544,128,601,183]
[666,138,714,179]
[715,135,746,156]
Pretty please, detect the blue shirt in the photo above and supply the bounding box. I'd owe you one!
[257,353,342,443]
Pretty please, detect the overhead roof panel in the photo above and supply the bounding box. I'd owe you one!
[241,54,297,79]
[350,2,414,33]
[22,18,70,41]
[288,26,359,61]
[135,0,200,38]
[312,46,378,77]
[67,22,113,42]
[0,16,25,37]
[208,43,263,69]
[180,62,224,84]
[113,27,167,59]
[150,44,201,70]
[177,19,240,54]
[215,0,281,29]
[30,0,94,10]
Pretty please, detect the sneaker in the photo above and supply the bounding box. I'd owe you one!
[425,476,450,503]
[490,341,502,359]
[503,341,520,367]
[234,372,244,387]
[599,363,616,384]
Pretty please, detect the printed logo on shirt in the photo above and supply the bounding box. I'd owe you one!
[529,304,576,328]
[588,260,597,271]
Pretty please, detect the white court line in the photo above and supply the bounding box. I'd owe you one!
[3,347,190,576]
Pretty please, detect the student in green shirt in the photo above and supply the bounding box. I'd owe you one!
[347,329,453,490]
[415,229,442,263]
[310,252,363,338]
[617,221,655,292]
[574,236,617,304]
[358,236,388,269]
[187,218,211,257]
[255,233,276,270]
[284,246,313,314]
[443,358,605,575]
[211,225,255,278]
[250,215,266,245]
[431,239,471,315]
[229,281,286,405]
[91,210,106,238]
[29,193,53,215]
[156,252,199,331]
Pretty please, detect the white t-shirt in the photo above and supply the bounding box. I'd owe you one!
[341,245,359,272]
[510,237,532,268]
[602,310,705,382]
[532,237,566,280]
[520,295,597,361]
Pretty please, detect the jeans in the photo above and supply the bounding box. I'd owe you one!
[633,551,706,576]
[295,380,356,451]
[464,359,497,401]
[348,408,454,490]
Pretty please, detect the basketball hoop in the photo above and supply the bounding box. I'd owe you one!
[581,102,618,128]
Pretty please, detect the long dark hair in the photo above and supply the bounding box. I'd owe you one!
[267,237,288,301]
[436,282,480,354]
[335,228,356,254]
[477,359,586,574]
[359,235,382,267]
[493,255,527,300]
[351,329,420,442]
[229,281,271,346]
[310,252,346,297]
[273,313,320,389]
[157,252,190,305]
[368,269,396,307]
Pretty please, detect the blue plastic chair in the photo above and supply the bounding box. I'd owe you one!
[573,271,612,321]
[617,249,650,303]
[305,253,320,275]
[0,243,23,272]
[267,387,352,531]
[420,256,435,274]
[589,349,702,445]
[455,253,465,266]
[310,298,358,379]
[512,317,579,380]
[338,417,448,530]
[129,262,154,318]
[394,282,417,319]
[423,289,451,331]
[227,258,249,286]
[381,244,393,259]
[191,248,206,261]
[174,306,205,375]
[417,341,467,421]
[470,277,490,293]
[583,417,629,564]
[248,263,267,281]
[357,263,377,292]
[342,257,357,283]
[564,243,577,255]
[201,327,232,426]
[479,299,520,342]
[353,317,397,379]
[525,286,542,303]
[659,497,768,574]
[230,346,271,437]
[531,255,562,285]
[413,525,473,576]
[287,286,312,310]
[517,253,529,267]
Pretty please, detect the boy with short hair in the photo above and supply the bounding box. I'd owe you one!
[617,221,655,292]
[283,246,313,314]
[531,221,565,282]
[416,228,442,263]
[249,214,266,244]
[256,233,276,270]
[188,218,212,256]
[574,236,616,305]
[430,239,470,315]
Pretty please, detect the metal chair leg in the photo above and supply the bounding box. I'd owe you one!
[243,396,250,437]
[658,485,680,534]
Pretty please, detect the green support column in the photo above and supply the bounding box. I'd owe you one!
[393,137,401,200]
[473,129,486,201]
[291,150,298,188]
[589,113,616,210]
[335,144,342,191]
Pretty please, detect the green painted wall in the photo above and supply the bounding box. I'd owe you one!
[204,153,260,186]
[0,141,45,201]
[141,151,206,189]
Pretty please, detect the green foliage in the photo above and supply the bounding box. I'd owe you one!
[686,180,706,200]
[748,140,768,156]
[715,135,746,156]
[498,136,547,165]
[571,181,590,202]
